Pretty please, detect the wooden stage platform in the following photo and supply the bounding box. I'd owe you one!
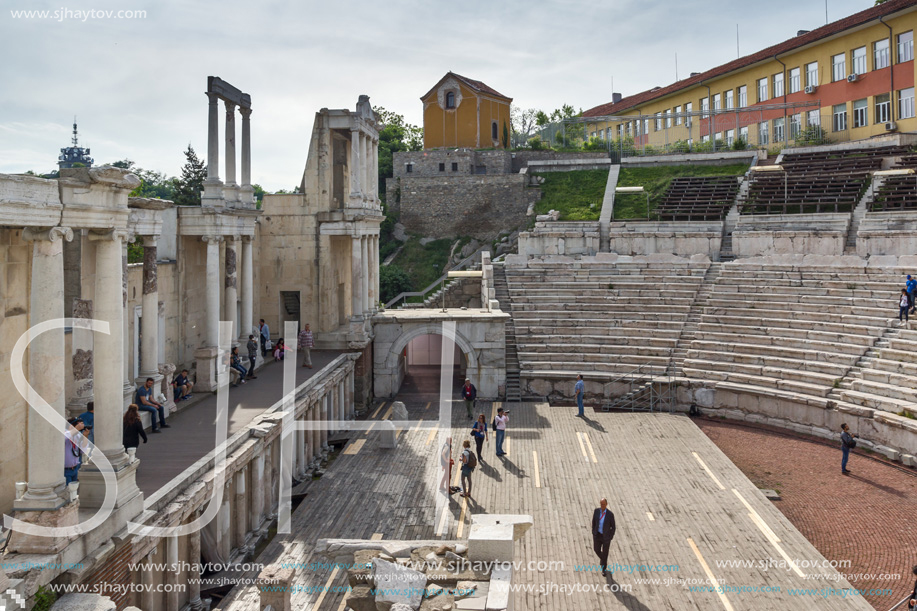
[218,401,873,611]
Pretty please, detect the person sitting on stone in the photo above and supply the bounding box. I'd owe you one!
[230,346,248,387]
[172,369,194,402]
[136,377,169,433]
[273,338,286,361]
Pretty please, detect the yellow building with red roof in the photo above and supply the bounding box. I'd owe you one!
[422,72,512,150]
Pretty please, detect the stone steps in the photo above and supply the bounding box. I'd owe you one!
[683,357,843,385]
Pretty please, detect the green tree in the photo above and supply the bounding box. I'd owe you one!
[172,145,206,206]
[374,106,423,198]
[379,265,413,304]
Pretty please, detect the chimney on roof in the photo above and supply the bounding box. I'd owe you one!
[612,92,623,104]
[797,30,810,36]
[690,72,701,77]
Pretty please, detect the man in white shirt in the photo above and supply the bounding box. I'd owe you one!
[494,407,509,456]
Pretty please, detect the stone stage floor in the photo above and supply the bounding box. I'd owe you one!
[218,396,872,611]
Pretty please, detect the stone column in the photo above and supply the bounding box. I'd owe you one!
[361,236,370,316]
[196,235,223,392]
[81,229,140,509]
[203,92,223,204]
[166,536,179,611]
[263,443,275,520]
[188,515,205,611]
[349,129,361,198]
[140,551,156,611]
[367,235,377,312]
[16,227,72,510]
[239,107,254,205]
[138,237,161,383]
[240,236,254,346]
[310,400,320,468]
[351,236,363,320]
[374,235,380,313]
[234,471,247,554]
[348,369,355,419]
[122,236,135,408]
[320,394,329,454]
[295,426,305,480]
[339,378,347,424]
[224,236,239,343]
[252,453,264,529]
[224,100,238,200]
[361,134,369,201]
[372,137,380,200]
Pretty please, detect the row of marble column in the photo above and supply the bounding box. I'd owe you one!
[19,226,133,510]
[294,370,355,478]
[137,368,355,611]
[349,128,379,204]
[206,94,253,203]
[351,234,380,317]
[201,234,254,348]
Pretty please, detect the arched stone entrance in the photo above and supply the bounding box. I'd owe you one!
[372,310,507,399]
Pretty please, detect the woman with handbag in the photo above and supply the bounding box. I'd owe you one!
[472,413,488,462]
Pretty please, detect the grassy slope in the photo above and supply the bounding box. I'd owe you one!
[613,163,749,219]
[532,169,609,221]
[389,236,471,300]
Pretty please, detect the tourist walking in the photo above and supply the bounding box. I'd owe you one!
[591,498,616,576]
[461,378,477,419]
[899,290,910,323]
[472,414,488,461]
[907,275,917,314]
[299,323,314,368]
[460,439,476,498]
[494,407,509,456]
[259,319,271,357]
[123,404,148,450]
[840,423,858,475]
[245,335,259,379]
[574,374,585,417]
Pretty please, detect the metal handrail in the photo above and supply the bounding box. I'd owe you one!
[886,594,912,611]
[601,360,676,412]
[384,247,484,309]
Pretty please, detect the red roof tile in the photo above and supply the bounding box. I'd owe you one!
[583,0,917,117]
[421,72,512,101]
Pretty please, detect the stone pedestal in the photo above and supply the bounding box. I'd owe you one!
[7,499,80,554]
[78,454,142,513]
[257,566,293,611]
[195,347,220,393]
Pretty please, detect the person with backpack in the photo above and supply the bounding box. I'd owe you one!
[906,275,917,314]
[460,439,476,498]
[461,379,477,419]
[472,414,488,462]
[840,423,858,475]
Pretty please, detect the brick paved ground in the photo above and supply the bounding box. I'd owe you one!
[696,417,917,610]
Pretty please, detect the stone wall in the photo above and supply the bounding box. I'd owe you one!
[0,228,31,516]
[518,222,600,257]
[856,211,917,257]
[511,151,608,173]
[126,261,183,376]
[398,175,539,241]
[733,213,849,257]
[392,150,512,179]
[607,221,724,258]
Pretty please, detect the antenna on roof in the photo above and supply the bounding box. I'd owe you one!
[72,115,79,147]
[825,0,828,25]
[675,52,678,81]
[736,24,740,58]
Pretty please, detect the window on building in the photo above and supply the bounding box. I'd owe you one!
[788,68,800,94]
[675,105,682,125]
[725,91,734,110]
[739,126,748,143]
[406,163,413,173]
[773,73,784,97]
[685,102,693,122]
[451,162,458,171]
[852,47,867,75]
[655,112,662,131]
[832,53,846,82]
[700,98,709,115]
[713,93,721,111]
[807,110,820,127]
[806,62,819,87]
[492,121,498,140]
[853,98,868,128]
[833,103,848,131]
[758,121,768,145]
[439,163,445,172]
[757,77,768,102]
[874,38,890,70]
[445,91,455,109]
[726,129,735,146]
[737,86,747,108]
[899,87,915,119]
[899,31,914,63]
[643,118,650,134]
[702,135,710,143]
[790,113,802,139]
[773,117,785,142]
[875,94,891,124]
[665,110,672,128]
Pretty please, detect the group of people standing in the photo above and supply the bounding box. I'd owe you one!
[454,378,510,500]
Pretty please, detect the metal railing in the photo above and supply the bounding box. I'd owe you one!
[600,362,676,412]
[885,593,913,611]
[384,247,484,309]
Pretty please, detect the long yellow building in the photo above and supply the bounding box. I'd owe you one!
[422,72,512,150]
[583,0,917,151]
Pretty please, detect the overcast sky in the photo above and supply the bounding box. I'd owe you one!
[0,0,871,190]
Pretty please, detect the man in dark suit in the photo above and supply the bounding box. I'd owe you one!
[591,498,616,576]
